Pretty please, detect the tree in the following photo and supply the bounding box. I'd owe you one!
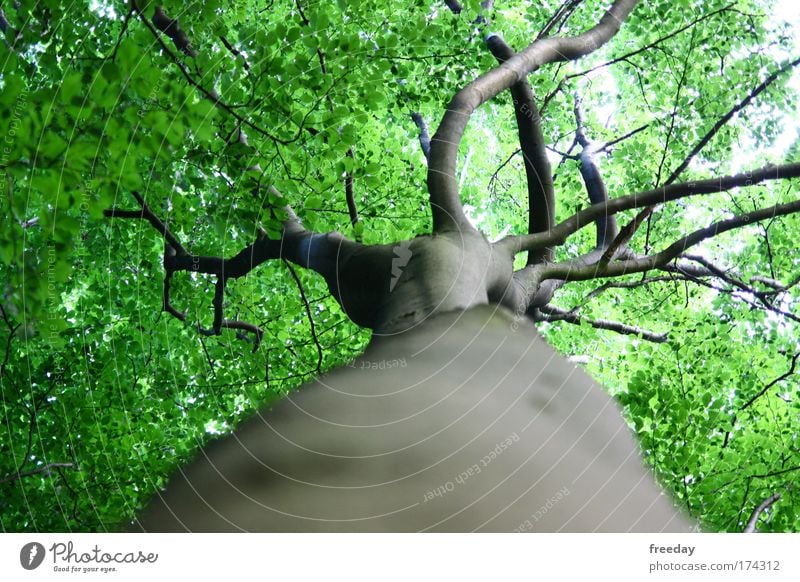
[0,0,798,532]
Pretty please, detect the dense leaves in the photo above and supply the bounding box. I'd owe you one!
[1,0,798,531]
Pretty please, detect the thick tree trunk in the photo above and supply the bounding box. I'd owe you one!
[137,305,692,532]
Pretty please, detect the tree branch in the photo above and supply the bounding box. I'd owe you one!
[574,94,618,248]
[743,493,780,533]
[487,34,555,264]
[538,304,667,342]
[602,54,800,260]
[499,162,800,256]
[106,191,356,346]
[740,352,799,412]
[666,55,800,185]
[594,123,649,153]
[344,148,360,239]
[443,0,463,14]
[428,0,640,232]
[541,3,736,112]
[722,351,799,448]
[536,0,583,40]
[284,261,324,374]
[151,6,196,56]
[162,262,265,350]
[131,1,293,146]
[411,112,431,160]
[0,463,75,485]
[219,34,251,71]
[538,198,800,283]
[104,191,186,254]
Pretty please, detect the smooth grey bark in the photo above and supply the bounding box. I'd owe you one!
[137,305,692,532]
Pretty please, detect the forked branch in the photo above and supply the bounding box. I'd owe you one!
[428,0,639,233]
[499,162,800,256]
[106,191,356,347]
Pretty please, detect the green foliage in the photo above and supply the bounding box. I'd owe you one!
[1,0,798,531]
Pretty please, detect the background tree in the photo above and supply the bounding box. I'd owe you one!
[1,0,798,531]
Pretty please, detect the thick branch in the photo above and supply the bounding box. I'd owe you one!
[344,148,360,237]
[428,0,639,232]
[499,162,800,256]
[163,267,265,349]
[574,94,618,248]
[743,493,780,533]
[443,0,463,14]
[487,34,555,264]
[107,191,354,346]
[151,6,196,57]
[411,112,431,160]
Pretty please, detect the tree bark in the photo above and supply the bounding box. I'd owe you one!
[137,305,693,532]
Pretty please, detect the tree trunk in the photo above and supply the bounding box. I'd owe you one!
[137,305,692,532]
